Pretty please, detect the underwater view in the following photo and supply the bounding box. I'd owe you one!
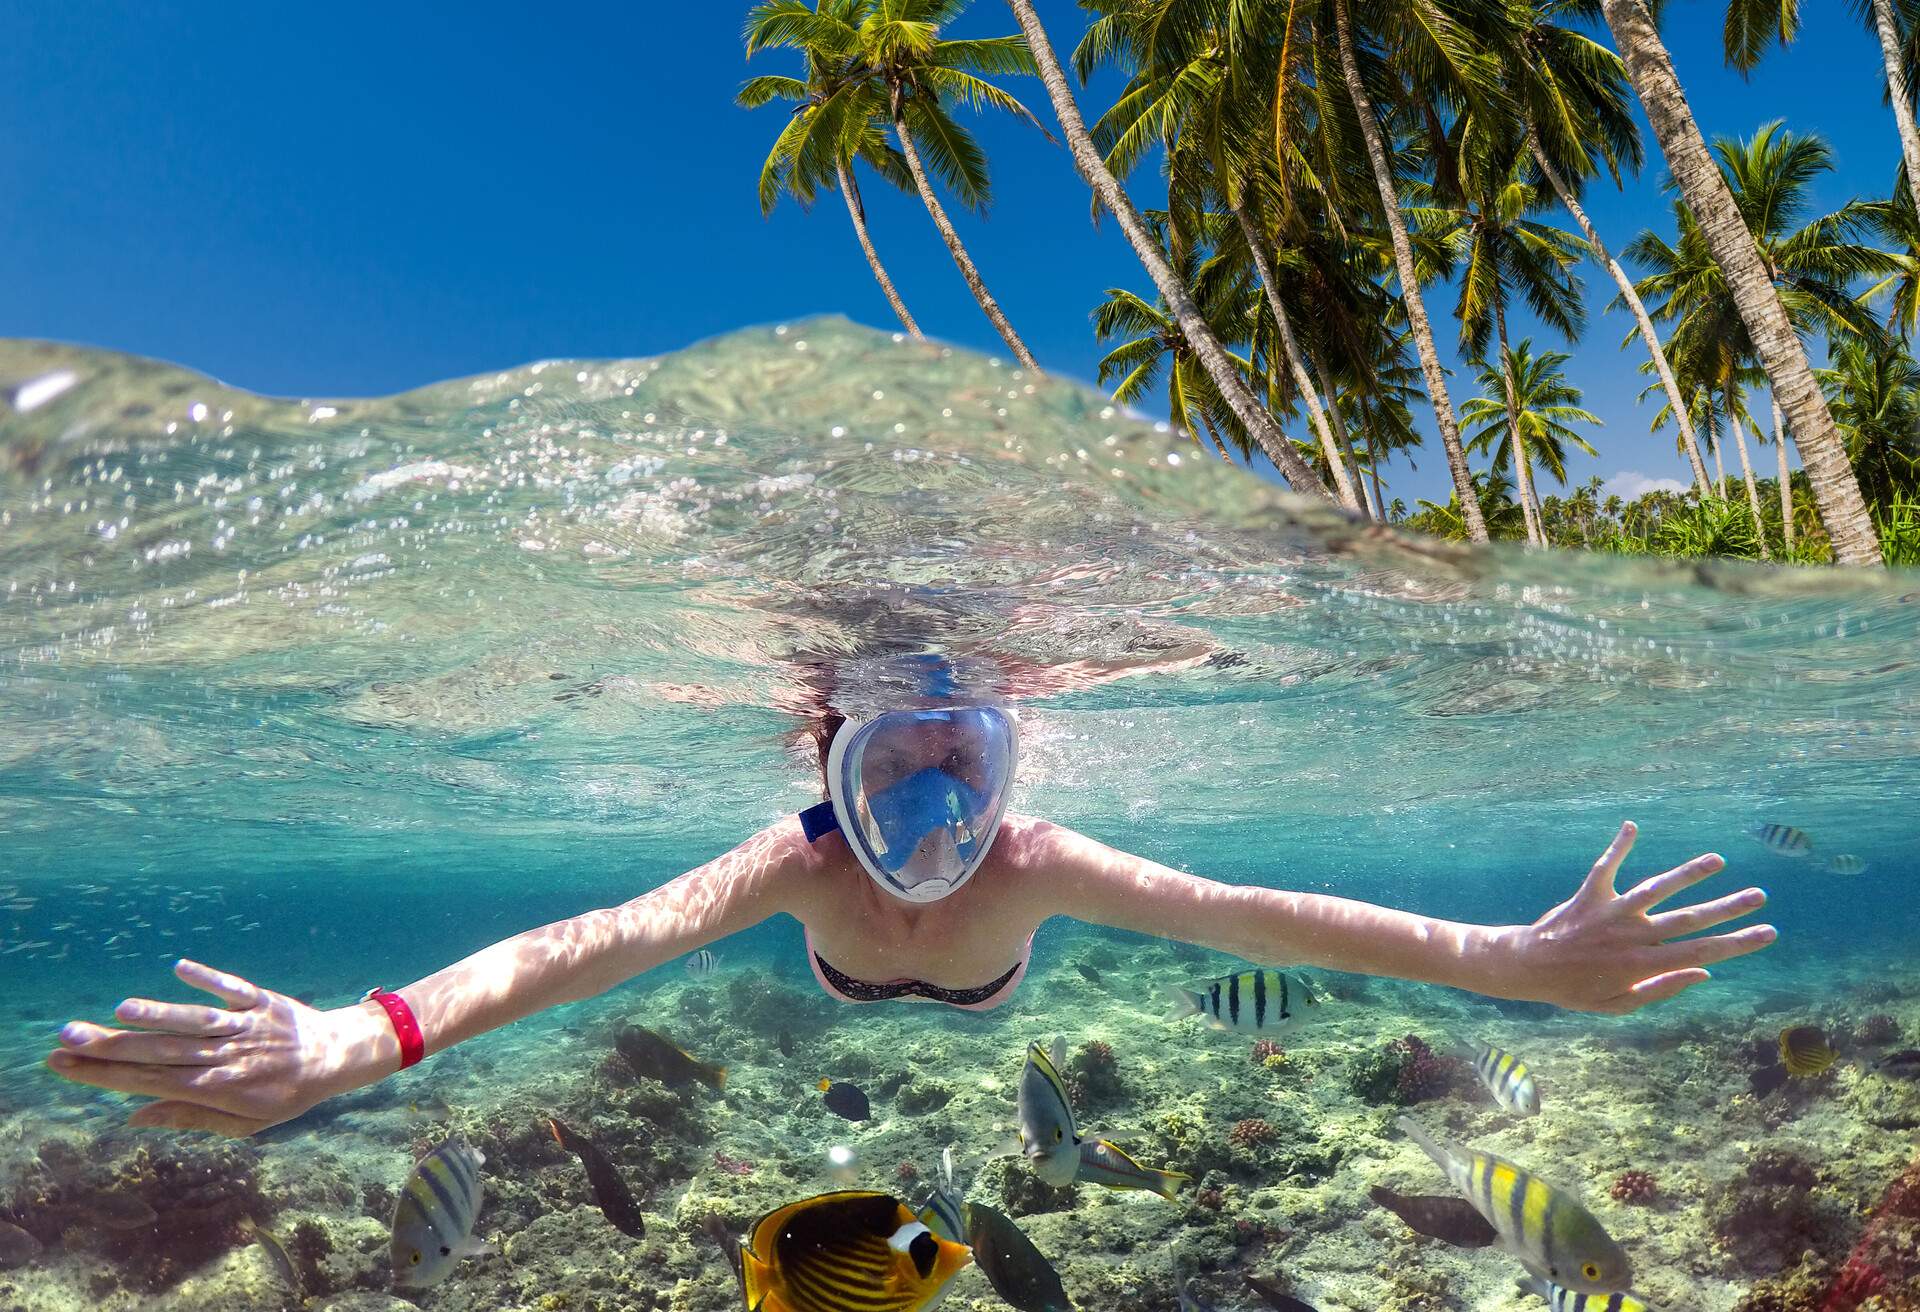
[1,318,1918,1312]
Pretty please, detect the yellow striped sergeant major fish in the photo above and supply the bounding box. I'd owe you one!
[740,1190,970,1312]
[1398,1117,1630,1294]
[1518,1275,1655,1311]
[391,1138,492,1289]
[1470,1042,1542,1116]
[1164,969,1320,1034]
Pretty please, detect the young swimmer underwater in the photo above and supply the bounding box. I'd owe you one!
[45,673,1775,1136]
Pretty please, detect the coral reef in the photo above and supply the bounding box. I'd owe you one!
[1709,1146,1845,1276]
[1345,1034,1465,1106]
[1854,1014,1902,1047]
[1611,1169,1659,1204]
[1228,1118,1276,1151]
[1251,1039,1284,1065]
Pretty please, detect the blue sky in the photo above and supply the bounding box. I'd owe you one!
[0,2,1905,505]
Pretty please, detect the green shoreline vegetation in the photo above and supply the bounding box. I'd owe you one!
[737,0,1920,566]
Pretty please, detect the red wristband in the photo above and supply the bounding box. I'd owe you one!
[365,988,425,1070]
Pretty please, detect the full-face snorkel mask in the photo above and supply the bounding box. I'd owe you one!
[799,703,1019,904]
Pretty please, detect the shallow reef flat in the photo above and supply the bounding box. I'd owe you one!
[2,931,1918,1312]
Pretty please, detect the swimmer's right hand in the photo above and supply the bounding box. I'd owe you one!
[46,958,398,1136]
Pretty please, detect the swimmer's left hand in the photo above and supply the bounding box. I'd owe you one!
[1496,821,1775,1014]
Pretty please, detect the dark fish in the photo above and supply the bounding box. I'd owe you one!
[1244,1274,1319,1312]
[1874,1049,1920,1079]
[1369,1184,1499,1248]
[1075,962,1104,987]
[79,1191,158,1230]
[966,1202,1071,1312]
[700,1213,744,1290]
[819,1079,871,1121]
[1750,1063,1791,1098]
[1779,1026,1838,1077]
[777,1028,795,1059]
[241,1217,301,1295]
[615,1025,727,1090]
[549,1117,646,1238]
[0,1220,41,1269]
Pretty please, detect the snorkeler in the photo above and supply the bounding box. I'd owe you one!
[45,673,1774,1136]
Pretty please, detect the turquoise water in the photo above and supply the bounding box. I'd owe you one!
[2,319,1918,1310]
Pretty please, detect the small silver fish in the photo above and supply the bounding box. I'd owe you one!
[1470,1042,1541,1116]
[391,1138,491,1289]
[684,949,719,979]
[1164,969,1319,1034]
[1749,824,1813,857]
[1825,854,1867,875]
[917,1146,967,1243]
[1016,1038,1080,1187]
[1076,1138,1190,1200]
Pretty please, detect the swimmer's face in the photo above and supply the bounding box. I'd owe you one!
[857,719,975,792]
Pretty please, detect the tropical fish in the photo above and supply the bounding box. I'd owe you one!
[685,949,719,978]
[548,1117,646,1238]
[819,1079,871,1122]
[1517,1274,1655,1311]
[916,1146,967,1243]
[240,1216,301,1296]
[1874,1049,1920,1079]
[615,1025,727,1090]
[1779,1026,1838,1077]
[1016,1037,1081,1187]
[1164,970,1318,1034]
[0,1219,41,1270]
[739,1190,970,1312]
[966,1202,1072,1312]
[778,1028,796,1058]
[1243,1274,1319,1312]
[1368,1184,1498,1248]
[391,1138,491,1290]
[1075,962,1104,987]
[1749,823,1813,857]
[1825,854,1868,875]
[700,1212,745,1290]
[1076,1137,1191,1200]
[1397,1116,1631,1294]
[1469,1043,1542,1116]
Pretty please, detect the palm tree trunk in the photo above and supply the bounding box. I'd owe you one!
[1525,128,1712,497]
[1371,462,1389,519]
[1728,406,1772,560]
[1708,412,1727,496]
[1002,0,1335,499]
[1773,396,1795,551]
[1495,305,1545,546]
[1598,0,1881,565]
[889,96,1040,372]
[1331,0,1489,543]
[1872,0,1920,217]
[837,161,922,338]
[1231,204,1363,512]
[1310,345,1375,518]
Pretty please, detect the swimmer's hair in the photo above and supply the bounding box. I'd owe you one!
[807,712,846,797]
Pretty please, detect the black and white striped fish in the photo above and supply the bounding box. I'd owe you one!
[1825,854,1867,875]
[1749,824,1813,857]
[391,1138,491,1289]
[916,1147,967,1243]
[1163,970,1319,1034]
[1517,1274,1655,1311]
[1470,1042,1542,1116]
[684,949,719,979]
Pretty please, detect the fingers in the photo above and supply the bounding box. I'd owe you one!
[58,1023,231,1066]
[45,1050,228,1101]
[111,998,249,1037]
[1576,821,1638,904]
[128,1100,271,1137]
[1643,923,1778,973]
[1601,968,1712,1014]
[1619,852,1726,914]
[174,959,265,1011]
[1647,887,1767,939]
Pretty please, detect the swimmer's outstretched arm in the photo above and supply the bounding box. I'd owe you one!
[45,824,806,1135]
[1017,818,1775,1015]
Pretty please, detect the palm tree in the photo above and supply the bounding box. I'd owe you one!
[1461,340,1601,522]
[1626,123,1901,560]
[1596,0,1883,564]
[1073,2,1366,511]
[741,0,923,335]
[1002,0,1335,498]
[1432,135,1588,547]
[1504,0,1713,496]
[1851,0,1920,219]
[1328,0,1496,542]
[1819,335,1920,508]
[1414,468,1529,542]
